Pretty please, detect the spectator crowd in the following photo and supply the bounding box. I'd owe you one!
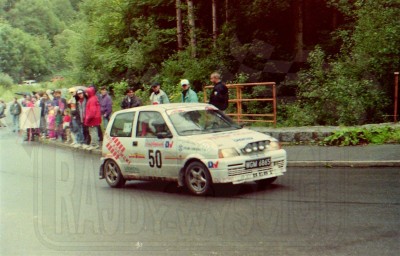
[0,72,229,150]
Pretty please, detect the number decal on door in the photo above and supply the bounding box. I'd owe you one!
[148,150,162,168]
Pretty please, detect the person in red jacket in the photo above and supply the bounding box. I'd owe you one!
[84,87,102,150]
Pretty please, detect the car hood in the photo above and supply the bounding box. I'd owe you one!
[183,128,277,149]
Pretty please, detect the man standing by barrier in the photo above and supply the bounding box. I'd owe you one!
[76,89,89,146]
[84,87,102,150]
[150,82,169,105]
[10,98,22,132]
[0,99,6,127]
[180,79,198,103]
[100,86,113,129]
[52,89,67,113]
[121,87,142,109]
[209,72,229,111]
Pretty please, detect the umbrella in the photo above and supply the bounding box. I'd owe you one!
[74,85,87,91]
[15,92,31,96]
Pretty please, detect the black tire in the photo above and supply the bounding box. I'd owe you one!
[184,161,212,196]
[256,177,277,189]
[104,160,126,188]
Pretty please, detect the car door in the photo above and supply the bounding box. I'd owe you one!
[133,111,178,178]
[105,111,141,175]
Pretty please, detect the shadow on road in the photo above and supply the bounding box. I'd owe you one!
[116,180,289,198]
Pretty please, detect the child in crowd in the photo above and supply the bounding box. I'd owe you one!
[55,109,63,141]
[63,109,71,143]
[47,108,56,139]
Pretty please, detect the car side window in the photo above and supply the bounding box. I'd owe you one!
[110,112,135,137]
[136,111,171,138]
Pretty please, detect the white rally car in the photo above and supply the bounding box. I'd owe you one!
[99,103,287,195]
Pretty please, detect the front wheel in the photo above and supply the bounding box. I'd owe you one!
[104,160,126,188]
[185,161,212,196]
[256,177,277,189]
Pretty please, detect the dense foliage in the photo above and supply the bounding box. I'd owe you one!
[285,0,400,126]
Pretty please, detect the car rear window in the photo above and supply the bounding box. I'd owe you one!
[110,112,135,137]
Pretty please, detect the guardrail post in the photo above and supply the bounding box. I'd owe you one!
[203,86,208,103]
[236,84,242,123]
[395,72,399,123]
[272,82,277,127]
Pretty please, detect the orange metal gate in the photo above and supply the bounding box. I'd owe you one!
[203,82,277,126]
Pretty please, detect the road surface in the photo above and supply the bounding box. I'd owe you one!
[0,129,399,255]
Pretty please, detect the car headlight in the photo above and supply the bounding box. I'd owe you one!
[218,148,240,158]
[244,144,253,153]
[268,141,281,150]
[258,141,266,150]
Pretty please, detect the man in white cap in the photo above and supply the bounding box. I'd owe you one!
[150,81,170,105]
[180,79,198,103]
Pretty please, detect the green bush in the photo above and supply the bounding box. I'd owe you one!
[323,126,400,146]
[285,46,388,126]
[0,73,14,87]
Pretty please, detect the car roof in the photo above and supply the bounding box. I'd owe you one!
[115,103,213,115]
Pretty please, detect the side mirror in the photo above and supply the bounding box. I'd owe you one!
[157,132,173,139]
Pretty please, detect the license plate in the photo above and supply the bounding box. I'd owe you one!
[245,157,271,169]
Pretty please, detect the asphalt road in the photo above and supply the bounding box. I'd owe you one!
[0,129,399,255]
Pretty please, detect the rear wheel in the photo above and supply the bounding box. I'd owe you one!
[104,160,126,188]
[256,177,277,189]
[185,161,212,196]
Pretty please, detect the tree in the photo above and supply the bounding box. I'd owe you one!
[293,0,304,60]
[68,0,176,85]
[0,21,52,82]
[176,0,183,50]
[6,0,66,38]
[212,0,217,47]
[187,0,197,57]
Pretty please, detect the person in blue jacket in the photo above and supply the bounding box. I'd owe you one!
[180,79,198,103]
[99,86,113,129]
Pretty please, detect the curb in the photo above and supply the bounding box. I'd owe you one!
[37,140,102,155]
[288,161,400,168]
[36,140,400,168]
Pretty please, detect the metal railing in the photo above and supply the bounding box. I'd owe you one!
[203,82,277,126]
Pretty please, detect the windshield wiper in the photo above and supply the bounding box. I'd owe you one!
[180,129,203,134]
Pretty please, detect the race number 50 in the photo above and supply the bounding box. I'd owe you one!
[148,150,162,168]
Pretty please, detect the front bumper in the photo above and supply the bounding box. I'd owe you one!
[204,149,287,184]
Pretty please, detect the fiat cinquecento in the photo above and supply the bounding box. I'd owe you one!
[99,103,287,195]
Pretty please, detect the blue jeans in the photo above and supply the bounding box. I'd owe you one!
[102,116,109,130]
[12,115,20,132]
[76,126,84,144]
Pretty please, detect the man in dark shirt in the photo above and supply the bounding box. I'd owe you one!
[209,72,229,111]
[121,88,142,109]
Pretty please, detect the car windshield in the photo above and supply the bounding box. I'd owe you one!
[168,109,242,136]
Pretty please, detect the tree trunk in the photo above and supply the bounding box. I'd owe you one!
[187,0,197,57]
[225,0,229,24]
[293,0,304,61]
[332,7,338,30]
[212,0,218,47]
[176,0,183,50]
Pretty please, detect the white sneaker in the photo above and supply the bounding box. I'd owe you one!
[86,145,99,150]
[70,142,76,146]
[81,144,90,149]
[73,144,81,148]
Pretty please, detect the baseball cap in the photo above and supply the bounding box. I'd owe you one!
[151,81,161,87]
[77,89,84,94]
[180,79,190,86]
